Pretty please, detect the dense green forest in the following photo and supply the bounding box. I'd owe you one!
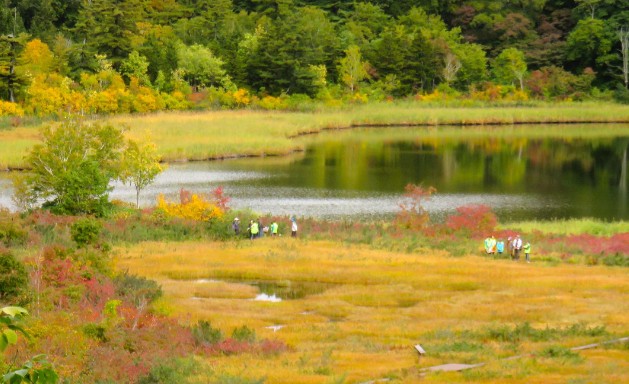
[1,0,628,116]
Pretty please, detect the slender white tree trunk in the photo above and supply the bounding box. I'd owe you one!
[619,27,629,89]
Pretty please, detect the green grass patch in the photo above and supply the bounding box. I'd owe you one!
[504,218,629,236]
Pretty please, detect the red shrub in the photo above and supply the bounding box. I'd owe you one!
[209,338,254,355]
[212,186,231,211]
[445,204,497,238]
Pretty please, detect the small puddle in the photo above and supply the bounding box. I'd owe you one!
[253,293,282,302]
[191,278,333,301]
[247,280,331,300]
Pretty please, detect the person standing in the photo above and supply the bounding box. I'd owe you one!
[249,220,259,240]
[484,236,492,254]
[523,242,531,263]
[270,221,279,237]
[291,217,298,238]
[496,239,505,255]
[512,235,523,261]
[232,217,240,235]
[257,218,264,238]
[484,236,496,254]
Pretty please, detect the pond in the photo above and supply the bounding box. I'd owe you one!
[1,125,629,221]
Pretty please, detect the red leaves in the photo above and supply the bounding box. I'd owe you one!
[445,204,498,238]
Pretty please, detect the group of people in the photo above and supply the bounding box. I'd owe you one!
[231,216,299,239]
[484,234,532,263]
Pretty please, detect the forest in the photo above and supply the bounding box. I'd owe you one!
[1,0,629,118]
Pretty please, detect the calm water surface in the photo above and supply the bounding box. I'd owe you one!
[2,126,628,221]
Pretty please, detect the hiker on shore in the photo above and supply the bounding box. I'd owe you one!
[484,235,496,254]
[512,235,523,261]
[496,239,505,255]
[291,216,298,238]
[248,219,259,240]
[523,241,531,263]
[232,217,240,235]
[507,236,513,258]
[257,218,264,238]
[270,221,279,237]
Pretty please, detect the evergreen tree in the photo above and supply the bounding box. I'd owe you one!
[73,0,146,69]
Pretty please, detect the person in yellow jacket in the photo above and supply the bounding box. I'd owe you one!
[484,235,497,254]
[248,219,259,240]
[523,242,531,263]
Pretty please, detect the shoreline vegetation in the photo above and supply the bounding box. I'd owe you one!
[2,102,629,171]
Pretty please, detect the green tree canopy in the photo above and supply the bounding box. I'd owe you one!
[20,120,126,216]
[176,43,232,90]
[492,47,528,90]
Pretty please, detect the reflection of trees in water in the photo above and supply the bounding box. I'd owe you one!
[294,135,629,218]
[301,137,629,193]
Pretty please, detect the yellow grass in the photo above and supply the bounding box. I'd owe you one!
[2,102,629,169]
[115,239,629,383]
[0,126,40,170]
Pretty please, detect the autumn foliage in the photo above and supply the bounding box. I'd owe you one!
[156,188,226,222]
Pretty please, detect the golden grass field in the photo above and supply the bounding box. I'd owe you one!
[115,238,629,383]
[3,102,629,170]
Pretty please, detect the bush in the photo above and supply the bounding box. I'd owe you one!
[137,357,203,384]
[113,273,162,306]
[191,320,223,345]
[0,210,28,247]
[83,323,108,342]
[539,345,583,363]
[613,85,629,104]
[602,253,629,267]
[156,189,224,222]
[445,204,498,238]
[71,217,103,247]
[0,251,30,305]
[231,325,256,343]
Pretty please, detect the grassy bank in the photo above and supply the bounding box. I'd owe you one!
[115,238,629,383]
[2,101,629,170]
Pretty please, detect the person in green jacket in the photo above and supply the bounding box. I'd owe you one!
[523,242,531,263]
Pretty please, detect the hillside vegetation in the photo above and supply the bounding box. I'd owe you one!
[1,0,629,120]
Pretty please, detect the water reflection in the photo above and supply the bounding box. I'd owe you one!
[1,126,628,221]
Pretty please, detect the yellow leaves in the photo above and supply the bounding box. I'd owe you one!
[349,92,368,104]
[25,74,85,117]
[233,88,251,106]
[0,100,24,117]
[256,95,285,110]
[18,39,54,76]
[156,193,223,222]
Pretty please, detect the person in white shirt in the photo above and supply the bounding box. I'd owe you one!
[512,235,523,261]
[291,217,298,238]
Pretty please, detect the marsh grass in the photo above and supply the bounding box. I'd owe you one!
[505,219,629,236]
[115,239,629,383]
[2,102,629,169]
